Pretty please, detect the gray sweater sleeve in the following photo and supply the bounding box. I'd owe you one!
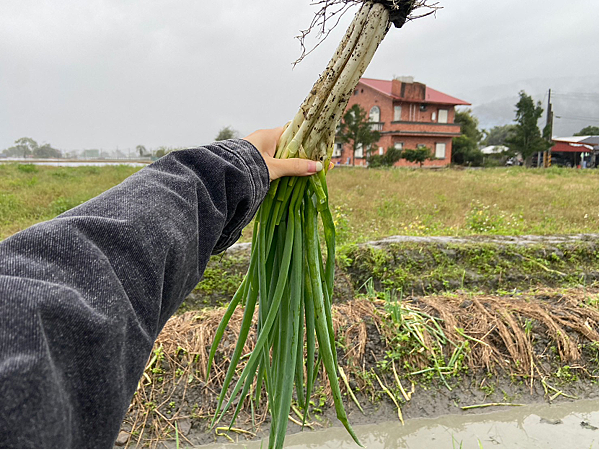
[0,139,270,448]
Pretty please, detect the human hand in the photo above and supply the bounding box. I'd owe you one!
[243,127,323,181]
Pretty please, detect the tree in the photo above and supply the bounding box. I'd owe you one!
[3,137,38,157]
[367,146,403,168]
[34,143,61,158]
[155,146,183,158]
[2,137,61,158]
[155,147,168,158]
[452,109,484,166]
[505,91,551,165]
[215,126,238,141]
[3,145,30,158]
[337,104,381,166]
[574,126,599,136]
[136,145,149,157]
[401,145,433,168]
[483,124,517,146]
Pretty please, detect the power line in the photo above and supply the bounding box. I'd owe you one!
[555,115,599,122]
[552,90,598,95]
[552,92,599,99]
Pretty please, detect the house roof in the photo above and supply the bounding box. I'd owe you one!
[553,136,599,145]
[359,78,471,106]
[359,78,395,96]
[481,145,509,155]
[552,135,599,152]
[552,141,594,153]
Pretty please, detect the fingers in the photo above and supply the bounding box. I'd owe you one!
[243,127,285,158]
[243,126,333,180]
[267,157,323,180]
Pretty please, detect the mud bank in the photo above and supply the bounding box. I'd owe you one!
[347,233,598,294]
[181,234,598,311]
[120,284,599,448]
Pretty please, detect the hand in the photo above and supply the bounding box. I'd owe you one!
[243,127,323,181]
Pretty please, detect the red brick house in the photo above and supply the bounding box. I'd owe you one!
[333,77,470,167]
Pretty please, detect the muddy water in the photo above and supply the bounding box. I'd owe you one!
[200,399,598,449]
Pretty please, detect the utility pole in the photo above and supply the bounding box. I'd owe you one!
[544,88,553,168]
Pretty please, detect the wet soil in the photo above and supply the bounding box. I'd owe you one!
[119,234,599,448]
[122,364,598,448]
[196,400,599,449]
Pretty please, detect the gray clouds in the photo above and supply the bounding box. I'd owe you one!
[0,0,597,152]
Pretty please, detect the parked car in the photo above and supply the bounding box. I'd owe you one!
[549,154,573,168]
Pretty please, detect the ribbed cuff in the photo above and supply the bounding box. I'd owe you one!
[211,139,270,253]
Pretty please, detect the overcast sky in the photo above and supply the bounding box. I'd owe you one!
[1,0,598,152]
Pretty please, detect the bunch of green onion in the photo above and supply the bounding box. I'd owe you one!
[207,2,391,447]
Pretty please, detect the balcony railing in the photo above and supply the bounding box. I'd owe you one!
[386,121,461,137]
[370,122,384,132]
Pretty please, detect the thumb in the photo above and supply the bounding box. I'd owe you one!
[267,158,323,180]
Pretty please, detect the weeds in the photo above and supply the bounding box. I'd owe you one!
[361,280,470,390]
[465,201,524,234]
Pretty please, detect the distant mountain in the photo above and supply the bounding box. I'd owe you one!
[457,75,599,137]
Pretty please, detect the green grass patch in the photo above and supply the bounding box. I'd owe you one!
[319,166,599,245]
[1,164,598,246]
[0,163,140,239]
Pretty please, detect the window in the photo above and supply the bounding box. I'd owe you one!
[355,143,364,159]
[438,109,448,123]
[409,104,419,122]
[432,112,437,122]
[369,106,382,131]
[435,143,446,158]
[420,104,427,112]
[393,105,402,121]
[379,147,384,156]
[369,106,380,123]
[333,142,342,157]
[354,89,358,96]
[394,142,404,151]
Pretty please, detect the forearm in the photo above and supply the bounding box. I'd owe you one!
[0,139,269,447]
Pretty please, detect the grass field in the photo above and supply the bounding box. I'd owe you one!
[0,163,140,240]
[325,166,599,244]
[1,163,598,243]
